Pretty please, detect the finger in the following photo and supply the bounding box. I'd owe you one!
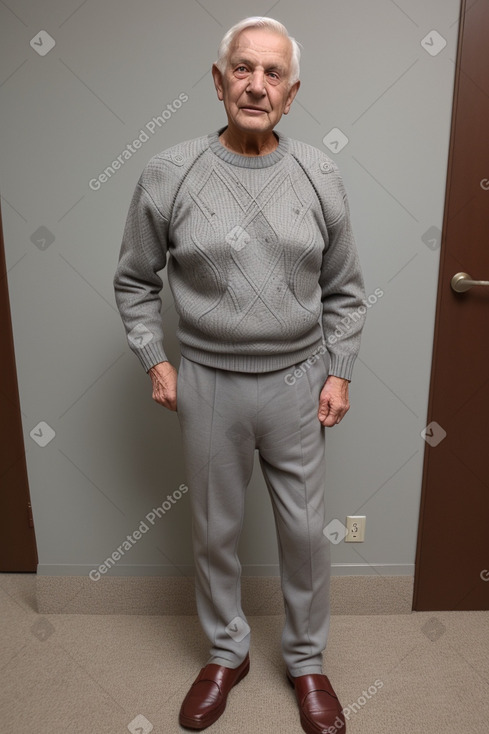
[318,408,330,423]
[152,388,168,407]
[155,390,177,411]
[322,413,338,427]
[320,403,345,426]
[166,393,177,411]
[317,395,331,421]
[334,405,349,424]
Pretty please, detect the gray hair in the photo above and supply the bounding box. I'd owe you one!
[215,17,301,85]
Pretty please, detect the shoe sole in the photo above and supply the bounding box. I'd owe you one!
[179,660,250,730]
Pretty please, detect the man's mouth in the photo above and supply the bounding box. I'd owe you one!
[240,106,267,113]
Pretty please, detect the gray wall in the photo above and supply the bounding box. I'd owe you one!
[0,0,460,578]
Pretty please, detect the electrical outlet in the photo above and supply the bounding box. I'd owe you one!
[344,516,366,542]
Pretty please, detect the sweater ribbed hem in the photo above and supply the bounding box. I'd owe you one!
[180,340,325,374]
[134,338,358,380]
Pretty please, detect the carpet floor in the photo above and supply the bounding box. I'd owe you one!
[1,574,488,733]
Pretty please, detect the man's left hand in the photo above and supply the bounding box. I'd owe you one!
[318,375,350,426]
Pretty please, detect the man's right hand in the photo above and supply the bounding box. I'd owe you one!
[148,361,178,411]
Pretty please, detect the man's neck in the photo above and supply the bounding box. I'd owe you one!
[219,126,278,156]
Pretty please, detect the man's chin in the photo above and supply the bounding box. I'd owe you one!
[234,118,276,135]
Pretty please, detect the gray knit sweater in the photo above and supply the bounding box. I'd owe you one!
[114,128,366,380]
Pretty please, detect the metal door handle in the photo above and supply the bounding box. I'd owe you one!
[450,272,489,293]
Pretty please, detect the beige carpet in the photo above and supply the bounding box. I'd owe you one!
[1,574,488,734]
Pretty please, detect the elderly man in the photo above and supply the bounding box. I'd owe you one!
[114,16,366,734]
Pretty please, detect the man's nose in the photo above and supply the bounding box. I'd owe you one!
[246,70,266,95]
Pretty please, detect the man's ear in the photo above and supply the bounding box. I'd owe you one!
[212,63,224,101]
[283,80,300,114]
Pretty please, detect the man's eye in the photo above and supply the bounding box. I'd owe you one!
[235,66,247,73]
[267,72,281,85]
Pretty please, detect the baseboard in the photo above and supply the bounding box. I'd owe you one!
[36,573,414,615]
[36,563,415,577]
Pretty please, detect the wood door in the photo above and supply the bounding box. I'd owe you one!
[0,201,38,572]
[413,0,489,610]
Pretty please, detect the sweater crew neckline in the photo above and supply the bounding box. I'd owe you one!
[208,127,288,168]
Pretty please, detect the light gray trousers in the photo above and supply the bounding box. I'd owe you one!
[176,350,331,677]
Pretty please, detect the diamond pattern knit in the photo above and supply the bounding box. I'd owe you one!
[114,128,366,379]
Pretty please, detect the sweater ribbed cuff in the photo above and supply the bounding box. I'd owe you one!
[327,352,357,382]
[131,339,168,372]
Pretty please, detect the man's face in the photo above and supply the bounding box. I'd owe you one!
[212,28,300,137]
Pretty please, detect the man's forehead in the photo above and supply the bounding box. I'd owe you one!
[229,29,292,64]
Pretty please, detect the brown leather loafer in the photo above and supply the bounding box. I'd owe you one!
[287,670,346,734]
[179,654,250,730]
